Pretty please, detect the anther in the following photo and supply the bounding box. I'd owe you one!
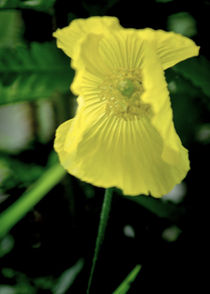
[117,79,135,98]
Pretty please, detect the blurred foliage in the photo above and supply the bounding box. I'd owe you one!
[0,11,23,47]
[53,259,84,294]
[0,42,73,105]
[0,259,83,294]
[0,0,56,13]
[126,193,186,224]
[196,123,210,144]
[173,56,210,100]
[0,9,73,105]
[0,103,33,153]
[0,156,44,192]
[165,68,202,144]
[0,161,65,238]
[0,235,14,257]
[167,12,197,37]
[161,225,182,242]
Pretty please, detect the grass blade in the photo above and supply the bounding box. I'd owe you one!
[0,163,66,239]
[113,265,142,294]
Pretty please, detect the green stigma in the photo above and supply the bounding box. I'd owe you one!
[117,79,135,98]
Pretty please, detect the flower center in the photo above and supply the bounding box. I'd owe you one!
[117,79,135,98]
[99,69,151,120]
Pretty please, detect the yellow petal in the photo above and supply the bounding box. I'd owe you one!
[72,29,144,71]
[54,21,194,196]
[53,16,121,58]
[139,28,199,69]
[71,33,111,78]
[71,29,190,169]
[71,29,188,168]
[71,30,145,96]
[54,99,189,197]
[139,39,189,166]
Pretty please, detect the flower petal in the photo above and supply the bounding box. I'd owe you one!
[54,99,189,197]
[53,16,121,58]
[71,30,190,169]
[155,30,199,69]
[72,29,144,71]
[139,28,199,69]
[139,39,189,167]
[71,30,145,95]
[71,30,189,168]
[71,33,111,78]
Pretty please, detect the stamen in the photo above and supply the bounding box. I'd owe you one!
[98,69,151,120]
[117,79,135,98]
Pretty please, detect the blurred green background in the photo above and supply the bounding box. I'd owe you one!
[0,0,209,293]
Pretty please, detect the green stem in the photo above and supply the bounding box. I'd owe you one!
[87,188,113,294]
[0,163,66,239]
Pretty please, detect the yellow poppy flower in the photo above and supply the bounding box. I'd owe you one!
[53,17,199,197]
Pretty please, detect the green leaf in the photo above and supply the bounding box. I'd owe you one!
[126,195,185,224]
[0,10,23,47]
[0,0,56,13]
[0,156,45,192]
[0,235,14,257]
[165,68,204,144]
[162,225,182,242]
[0,0,19,9]
[0,162,66,239]
[113,265,142,294]
[167,12,197,37]
[0,42,74,105]
[53,259,84,294]
[173,56,210,98]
